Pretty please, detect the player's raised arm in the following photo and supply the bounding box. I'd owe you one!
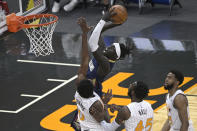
[88,9,115,52]
[76,17,92,85]
[88,10,116,79]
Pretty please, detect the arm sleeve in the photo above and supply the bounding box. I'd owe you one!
[88,20,106,52]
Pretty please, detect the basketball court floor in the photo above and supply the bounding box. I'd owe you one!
[0,0,197,131]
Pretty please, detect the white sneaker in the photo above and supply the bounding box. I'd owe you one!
[52,1,60,13]
[63,0,78,12]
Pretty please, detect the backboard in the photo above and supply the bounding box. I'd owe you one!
[0,0,48,35]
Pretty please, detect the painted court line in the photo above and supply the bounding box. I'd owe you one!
[0,110,16,113]
[47,79,68,82]
[17,60,80,67]
[21,94,41,98]
[15,75,78,113]
[0,75,78,114]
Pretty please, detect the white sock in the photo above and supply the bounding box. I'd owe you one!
[63,0,78,12]
[52,1,60,13]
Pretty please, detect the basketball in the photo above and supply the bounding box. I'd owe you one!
[109,5,128,24]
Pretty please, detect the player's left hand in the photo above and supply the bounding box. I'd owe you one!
[77,17,93,33]
[102,8,116,22]
[102,89,112,104]
[109,104,121,113]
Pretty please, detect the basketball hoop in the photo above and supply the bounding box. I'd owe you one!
[6,13,58,57]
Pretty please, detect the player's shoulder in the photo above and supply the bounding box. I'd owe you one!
[174,90,187,103]
[89,100,103,115]
[118,106,131,120]
[121,106,130,113]
[129,100,151,107]
[174,93,188,108]
[143,100,152,106]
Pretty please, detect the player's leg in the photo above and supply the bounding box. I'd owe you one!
[52,0,61,13]
[63,0,79,12]
[71,110,81,131]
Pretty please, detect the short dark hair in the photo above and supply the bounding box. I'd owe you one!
[77,79,94,98]
[120,43,131,59]
[169,70,184,85]
[133,81,149,100]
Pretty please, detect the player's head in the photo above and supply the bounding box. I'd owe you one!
[77,79,94,98]
[128,81,149,101]
[103,43,130,61]
[164,70,184,90]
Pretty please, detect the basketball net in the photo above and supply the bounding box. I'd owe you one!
[23,15,57,57]
[23,16,57,56]
[6,13,58,57]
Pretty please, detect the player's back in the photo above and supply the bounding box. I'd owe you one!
[125,101,154,131]
[75,91,105,131]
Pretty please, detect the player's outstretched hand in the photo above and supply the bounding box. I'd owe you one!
[77,17,93,33]
[109,104,121,113]
[102,8,116,22]
[102,89,112,104]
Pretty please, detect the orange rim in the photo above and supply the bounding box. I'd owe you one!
[6,13,58,32]
[21,14,58,28]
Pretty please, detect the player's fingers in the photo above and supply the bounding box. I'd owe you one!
[109,7,115,13]
[110,104,115,112]
[81,17,85,20]
[77,18,82,24]
[110,89,112,94]
[81,17,87,24]
[78,17,82,21]
[108,89,112,96]
[107,89,110,94]
[111,11,117,17]
[109,8,117,16]
[79,17,84,20]
[77,22,81,25]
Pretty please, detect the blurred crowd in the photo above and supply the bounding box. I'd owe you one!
[51,0,124,14]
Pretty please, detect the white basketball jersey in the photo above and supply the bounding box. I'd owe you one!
[166,90,194,131]
[125,101,154,131]
[75,91,105,131]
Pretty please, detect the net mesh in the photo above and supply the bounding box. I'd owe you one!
[23,15,57,57]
